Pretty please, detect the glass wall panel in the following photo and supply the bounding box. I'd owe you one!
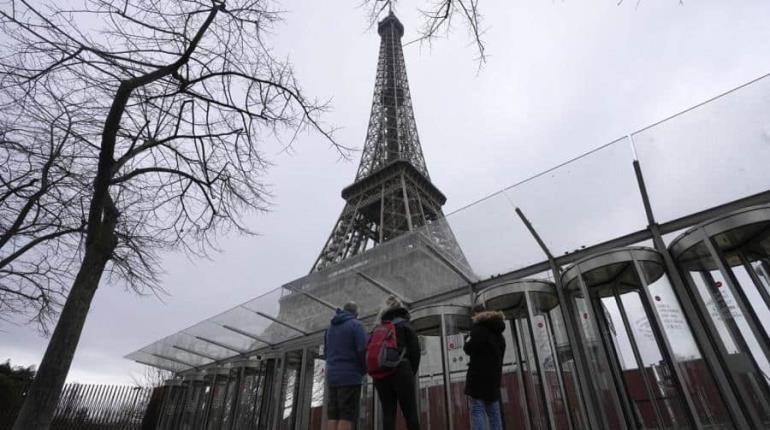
[359,378,376,430]
[308,351,326,429]
[157,380,186,430]
[220,370,239,429]
[646,275,732,427]
[417,331,447,429]
[205,370,230,429]
[255,358,277,430]
[179,375,209,430]
[412,305,471,430]
[445,314,472,428]
[499,320,528,429]
[232,361,265,430]
[277,350,304,429]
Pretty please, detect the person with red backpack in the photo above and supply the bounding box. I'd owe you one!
[366,296,421,430]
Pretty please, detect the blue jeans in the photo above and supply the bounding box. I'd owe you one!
[469,397,503,430]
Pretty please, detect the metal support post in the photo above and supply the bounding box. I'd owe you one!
[514,206,604,430]
[633,154,754,429]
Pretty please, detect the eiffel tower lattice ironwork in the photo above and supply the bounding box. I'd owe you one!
[311,12,469,273]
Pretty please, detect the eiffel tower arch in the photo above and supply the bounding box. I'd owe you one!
[312,12,469,274]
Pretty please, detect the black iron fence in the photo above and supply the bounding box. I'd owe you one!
[49,383,162,430]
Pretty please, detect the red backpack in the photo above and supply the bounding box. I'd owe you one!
[365,319,406,380]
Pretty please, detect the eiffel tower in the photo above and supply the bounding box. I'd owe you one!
[311,12,468,273]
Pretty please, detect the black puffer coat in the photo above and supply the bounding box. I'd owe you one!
[463,310,506,402]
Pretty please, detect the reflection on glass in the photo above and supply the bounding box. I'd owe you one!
[418,335,447,429]
[572,293,625,430]
[278,351,303,430]
[499,320,528,429]
[205,372,230,429]
[647,276,732,428]
[445,315,471,428]
[231,363,264,430]
[672,214,770,428]
[517,317,549,429]
[307,355,325,429]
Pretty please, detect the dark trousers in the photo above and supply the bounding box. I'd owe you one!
[373,363,420,430]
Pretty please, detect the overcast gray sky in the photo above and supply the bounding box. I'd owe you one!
[3,1,770,384]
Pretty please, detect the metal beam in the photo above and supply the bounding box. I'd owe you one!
[221,324,275,346]
[282,284,338,311]
[194,335,248,355]
[133,359,177,373]
[250,309,309,335]
[355,270,406,302]
[514,207,554,259]
[149,353,198,369]
[172,345,219,362]
[423,240,476,284]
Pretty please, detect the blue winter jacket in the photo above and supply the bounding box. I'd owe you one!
[325,309,367,387]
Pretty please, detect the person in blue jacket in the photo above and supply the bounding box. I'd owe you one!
[325,301,367,430]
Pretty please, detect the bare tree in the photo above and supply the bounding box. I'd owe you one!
[0,0,343,427]
[0,82,92,331]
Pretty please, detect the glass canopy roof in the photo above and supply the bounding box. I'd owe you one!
[127,72,770,372]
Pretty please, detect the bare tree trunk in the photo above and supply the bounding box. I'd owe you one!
[12,209,118,430]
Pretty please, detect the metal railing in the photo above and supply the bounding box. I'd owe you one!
[50,383,161,430]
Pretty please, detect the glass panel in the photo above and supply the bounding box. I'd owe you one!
[308,353,325,429]
[221,372,240,429]
[232,365,263,430]
[572,293,626,429]
[517,317,548,429]
[435,191,545,281]
[194,381,212,430]
[619,291,689,428]
[360,231,471,304]
[733,263,770,337]
[278,351,304,429]
[548,304,587,430]
[499,320,528,430]
[205,374,230,429]
[417,334,447,428]
[504,138,646,257]
[633,74,770,223]
[444,315,471,428]
[530,293,571,430]
[647,274,734,428]
[359,379,376,430]
[255,359,277,430]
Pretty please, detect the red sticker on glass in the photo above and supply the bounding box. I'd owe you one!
[655,295,661,302]
[715,281,722,288]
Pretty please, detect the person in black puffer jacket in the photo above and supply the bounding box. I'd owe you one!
[464,303,506,430]
[374,296,421,430]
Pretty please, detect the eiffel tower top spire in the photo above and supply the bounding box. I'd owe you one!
[354,11,429,181]
[311,12,467,273]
